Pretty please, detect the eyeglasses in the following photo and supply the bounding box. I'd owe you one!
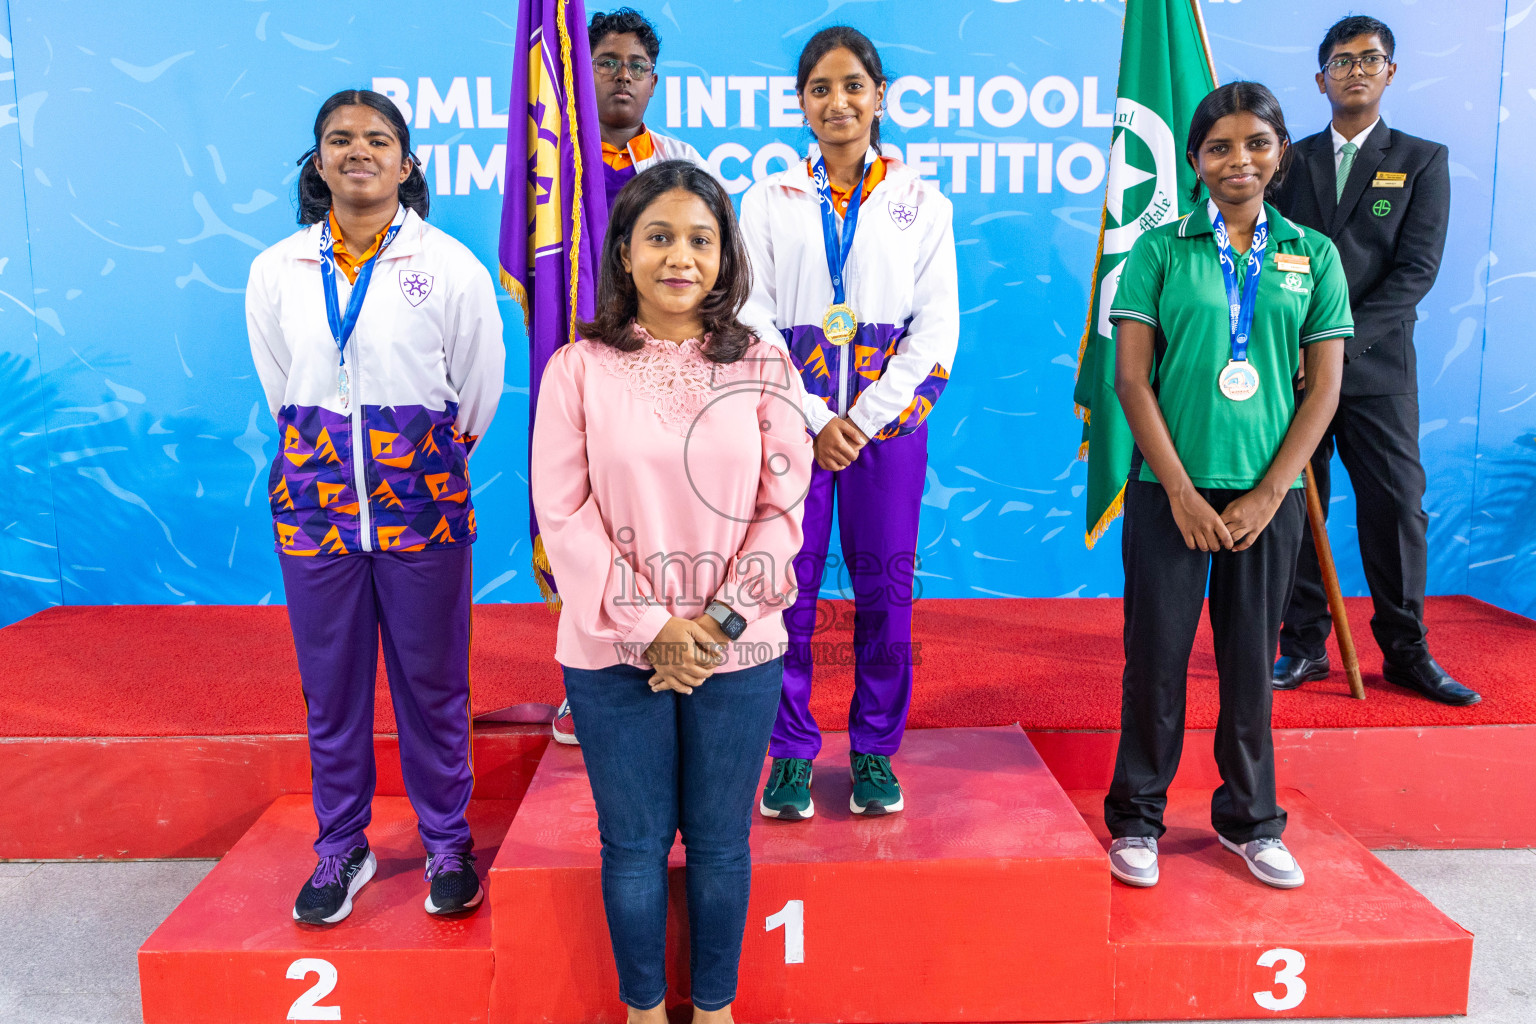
[1323,55,1390,79]
[592,57,654,79]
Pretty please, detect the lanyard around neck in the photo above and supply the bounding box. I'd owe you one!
[812,153,870,306]
[319,207,406,367]
[1208,199,1268,363]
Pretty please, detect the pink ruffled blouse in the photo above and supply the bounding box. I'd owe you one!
[530,328,814,671]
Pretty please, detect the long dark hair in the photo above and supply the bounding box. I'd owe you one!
[579,160,754,364]
[796,25,887,152]
[1185,81,1293,203]
[296,89,430,225]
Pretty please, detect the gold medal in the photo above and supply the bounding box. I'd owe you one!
[822,302,858,346]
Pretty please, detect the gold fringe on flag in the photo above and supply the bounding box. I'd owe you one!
[532,534,562,614]
[498,266,531,327]
[1074,199,1112,409]
[555,0,586,349]
[1085,483,1126,550]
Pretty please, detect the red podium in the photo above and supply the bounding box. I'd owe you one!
[136,728,1475,1023]
[1072,789,1474,1020]
[139,796,515,1024]
[490,726,1114,1023]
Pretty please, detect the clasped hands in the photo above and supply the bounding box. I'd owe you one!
[814,416,869,472]
[1169,482,1285,553]
[644,613,732,694]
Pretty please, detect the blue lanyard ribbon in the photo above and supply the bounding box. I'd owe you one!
[812,152,869,306]
[1209,199,1268,363]
[318,207,405,367]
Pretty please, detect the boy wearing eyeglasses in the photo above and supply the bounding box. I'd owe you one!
[1271,16,1476,706]
[589,8,713,213]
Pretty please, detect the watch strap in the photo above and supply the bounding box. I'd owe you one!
[705,600,747,641]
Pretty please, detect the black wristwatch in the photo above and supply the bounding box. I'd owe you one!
[704,600,747,641]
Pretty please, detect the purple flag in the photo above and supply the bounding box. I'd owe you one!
[499,0,609,610]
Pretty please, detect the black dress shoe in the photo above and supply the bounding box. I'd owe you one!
[1272,654,1330,690]
[1382,656,1481,706]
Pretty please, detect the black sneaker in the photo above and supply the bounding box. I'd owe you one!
[293,843,375,925]
[424,852,483,915]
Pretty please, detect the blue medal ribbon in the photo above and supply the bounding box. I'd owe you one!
[318,206,406,370]
[812,152,869,306]
[1208,199,1268,365]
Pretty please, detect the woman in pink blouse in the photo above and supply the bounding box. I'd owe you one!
[531,160,813,1023]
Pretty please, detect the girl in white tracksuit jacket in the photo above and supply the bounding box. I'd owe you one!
[246,89,504,923]
[739,26,959,819]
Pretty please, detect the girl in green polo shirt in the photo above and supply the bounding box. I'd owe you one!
[1102,82,1352,891]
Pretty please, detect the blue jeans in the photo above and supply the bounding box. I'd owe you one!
[562,658,783,1012]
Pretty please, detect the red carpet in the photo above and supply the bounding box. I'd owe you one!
[1,596,1532,738]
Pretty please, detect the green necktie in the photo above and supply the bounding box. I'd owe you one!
[1336,141,1358,203]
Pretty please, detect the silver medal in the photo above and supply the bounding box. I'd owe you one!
[1217,359,1260,402]
[337,366,351,411]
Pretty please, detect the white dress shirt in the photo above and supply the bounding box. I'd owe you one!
[1331,118,1381,172]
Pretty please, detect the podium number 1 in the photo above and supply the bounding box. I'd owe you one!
[1253,948,1307,1012]
[286,958,340,1021]
[765,899,805,964]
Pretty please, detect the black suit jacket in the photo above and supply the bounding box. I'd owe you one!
[1272,121,1450,396]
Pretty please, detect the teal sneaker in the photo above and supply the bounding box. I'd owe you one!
[760,757,815,820]
[850,752,904,815]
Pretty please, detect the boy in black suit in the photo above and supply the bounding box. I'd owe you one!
[1272,15,1479,705]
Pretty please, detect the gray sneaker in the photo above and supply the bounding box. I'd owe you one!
[1108,836,1159,887]
[1220,835,1305,889]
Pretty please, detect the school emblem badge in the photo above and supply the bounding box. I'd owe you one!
[1282,272,1308,294]
[889,201,917,230]
[400,270,434,307]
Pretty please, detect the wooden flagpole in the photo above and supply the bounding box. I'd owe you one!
[1303,463,1365,699]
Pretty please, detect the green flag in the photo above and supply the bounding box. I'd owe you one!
[1074,0,1217,547]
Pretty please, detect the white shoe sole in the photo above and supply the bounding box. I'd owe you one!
[425,880,485,915]
[759,795,815,820]
[848,766,904,815]
[551,700,579,746]
[1108,857,1159,887]
[1219,835,1305,889]
[294,850,376,925]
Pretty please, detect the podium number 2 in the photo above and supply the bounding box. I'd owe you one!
[1253,948,1306,1012]
[765,899,805,964]
[286,958,340,1021]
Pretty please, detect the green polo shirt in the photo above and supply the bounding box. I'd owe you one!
[1109,201,1353,491]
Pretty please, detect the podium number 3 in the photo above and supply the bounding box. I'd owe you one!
[287,958,340,1021]
[1254,948,1306,1012]
[765,900,805,964]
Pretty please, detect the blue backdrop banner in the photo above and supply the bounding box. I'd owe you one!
[0,0,1532,626]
